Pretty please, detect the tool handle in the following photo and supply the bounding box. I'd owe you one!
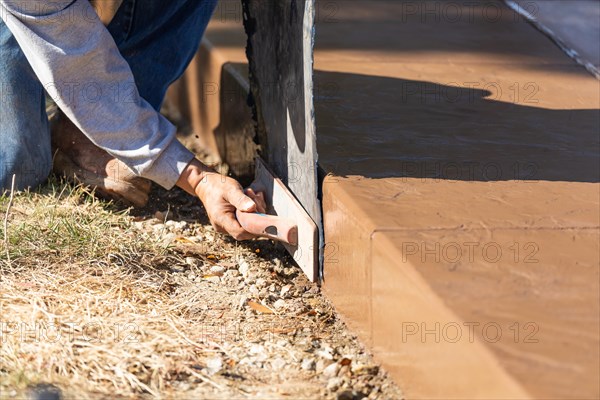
[236,210,298,246]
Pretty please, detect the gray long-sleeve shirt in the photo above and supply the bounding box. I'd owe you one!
[0,0,195,189]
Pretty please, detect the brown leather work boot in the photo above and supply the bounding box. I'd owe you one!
[51,114,152,207]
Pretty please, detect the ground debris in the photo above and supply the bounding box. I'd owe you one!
[0,181,403,399]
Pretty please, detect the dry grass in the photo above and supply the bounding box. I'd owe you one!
[0,102,404,399]
[0,180,212,398]
[0,179,403,400]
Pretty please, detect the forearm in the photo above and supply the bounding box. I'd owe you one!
[0,0,193,189]
[176,159,212,197]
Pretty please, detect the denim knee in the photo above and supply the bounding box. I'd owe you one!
[108,0,219,109]
[0,19,51,191]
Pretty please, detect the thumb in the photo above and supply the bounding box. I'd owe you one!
[228,188,257,212]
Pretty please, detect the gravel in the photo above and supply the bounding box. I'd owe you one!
[128,186,404,399]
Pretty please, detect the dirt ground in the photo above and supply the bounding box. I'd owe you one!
[0,179,403,399]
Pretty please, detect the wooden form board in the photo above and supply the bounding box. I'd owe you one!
[242,0,322,278]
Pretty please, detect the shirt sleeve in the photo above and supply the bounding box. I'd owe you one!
[0,0,195,189]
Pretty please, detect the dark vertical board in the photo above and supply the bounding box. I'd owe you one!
[242,0,322,273]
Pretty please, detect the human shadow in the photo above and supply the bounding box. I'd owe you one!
[313,70,599,183]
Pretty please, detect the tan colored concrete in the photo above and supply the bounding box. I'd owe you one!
[370,227,599,399]
[317,1,599,399]
[314,0,574,68]
[323,179,599,398]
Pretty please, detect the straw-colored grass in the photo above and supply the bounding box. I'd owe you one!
[0,179,403,400]
[0,103,403,399]
[0,180,236,398]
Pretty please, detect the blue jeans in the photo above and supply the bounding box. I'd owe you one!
[0,0,217,190]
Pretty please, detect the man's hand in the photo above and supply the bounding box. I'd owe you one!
[176,159,257,240]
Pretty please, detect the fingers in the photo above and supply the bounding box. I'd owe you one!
[213,209,255,241]
[226,186,256,213]
[197,176,264,241]
[244,188,267,213]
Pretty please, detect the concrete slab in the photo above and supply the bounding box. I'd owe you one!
[371,227,599,399]
[321,177,600,400]
[316,1,600,398]
[314,0,576,68]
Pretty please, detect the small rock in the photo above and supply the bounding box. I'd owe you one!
[238,295,248,309]
[280,284,292,297]
[170,265,186,273]
[188,273,196,281]
[249,344,268,362]
[249,285,259,295]
[161,232,176,244]
[154,210,168,221]
[238,258,250,277]
[338,390,366,400]
[255,278,267,288]
[367,390,379,400]
[323,362,339,378]
[204,275,221,284]
[185,257,199,267]
[316,359,326,373]
[239,357,253,366]
[133,221,144,230]
[271,357,286,370]
[338,365,351,376]
[175,382,192,391]
[165,220,176,227]
[210,265,226,275]
[273,299,286,310]
[29,384,62,400]
[301,358,316,371]
[206,357,222,375]
[351,362,378,375]
[316,344,334,360]
[327,377,344,392]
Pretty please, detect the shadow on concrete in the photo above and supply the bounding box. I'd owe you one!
[314,70,600,183]
[207,0,596,76]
